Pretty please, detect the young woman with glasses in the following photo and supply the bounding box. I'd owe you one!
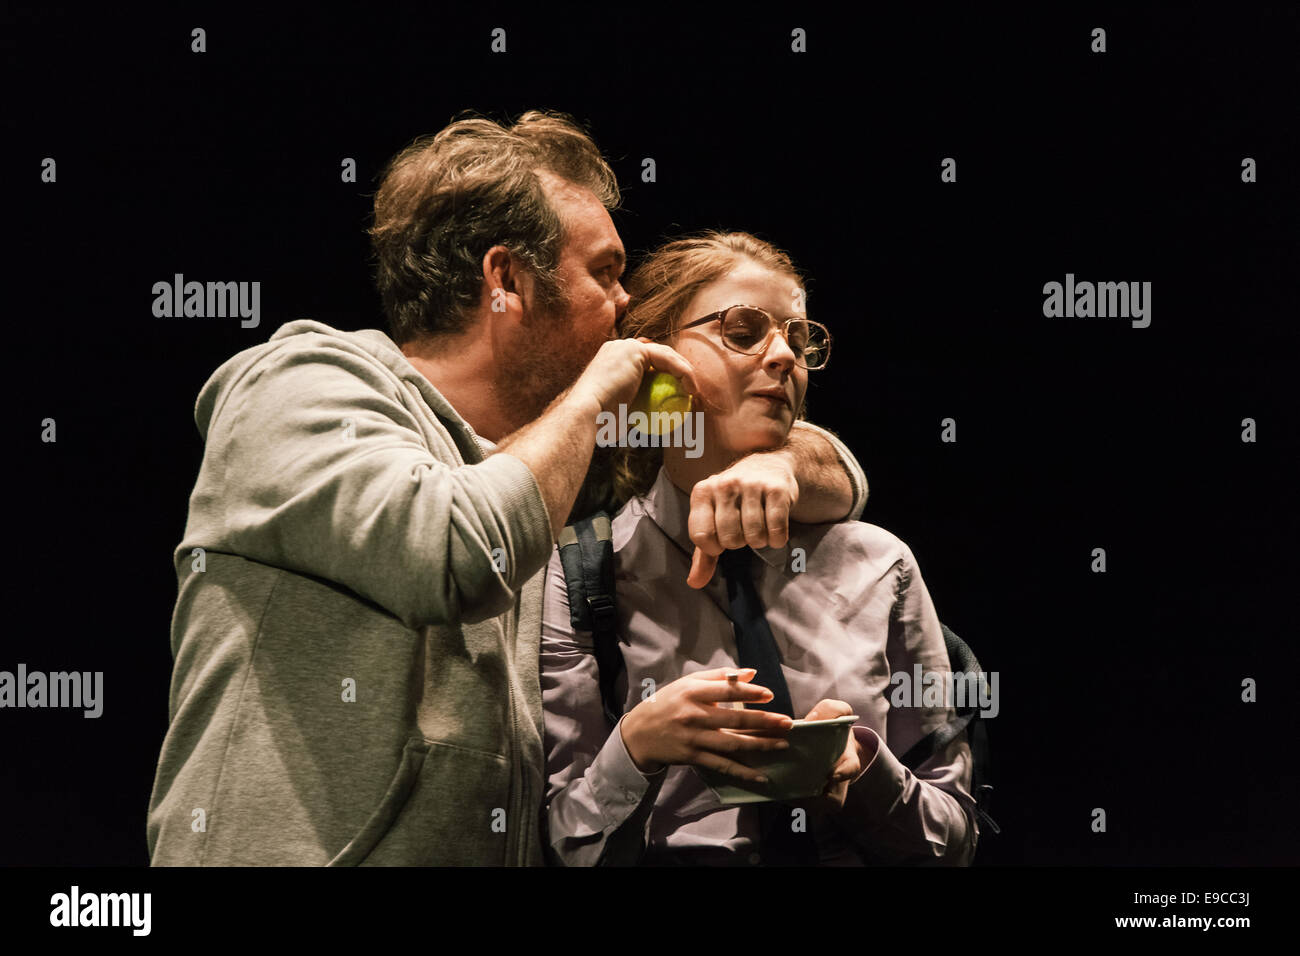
[540,231,979,866]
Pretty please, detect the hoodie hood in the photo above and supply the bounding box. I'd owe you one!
[192,319,476,452]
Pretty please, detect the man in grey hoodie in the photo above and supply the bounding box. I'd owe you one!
[147,111,868,865]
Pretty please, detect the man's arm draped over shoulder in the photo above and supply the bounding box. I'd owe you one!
[782,419,868,523]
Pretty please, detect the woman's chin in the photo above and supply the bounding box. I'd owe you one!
[731,423,794,456]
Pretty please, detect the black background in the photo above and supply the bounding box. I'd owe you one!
[2,2,1296,872]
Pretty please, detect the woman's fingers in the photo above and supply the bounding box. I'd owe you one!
[689,666,758,682]
[694,706,792,732]
[802,698,852,722]
[693,728,789,755]
[828,752,859,782]
[691,678,775,705]
[691,750,770,784]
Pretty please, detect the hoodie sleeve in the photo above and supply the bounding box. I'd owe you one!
[189,337,554,630]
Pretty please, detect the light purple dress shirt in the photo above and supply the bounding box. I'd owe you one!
[540,466,980,866]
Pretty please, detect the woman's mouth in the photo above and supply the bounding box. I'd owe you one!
[751,388,791,408]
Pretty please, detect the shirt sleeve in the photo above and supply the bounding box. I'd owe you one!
[834,542,981,865]
[194,338,555,631]
[540,547,667,866]
[789,419,869,522]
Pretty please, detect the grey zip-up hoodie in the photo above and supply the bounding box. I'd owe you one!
[147,319,555,865]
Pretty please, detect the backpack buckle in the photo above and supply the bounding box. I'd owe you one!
[586,594,617,631]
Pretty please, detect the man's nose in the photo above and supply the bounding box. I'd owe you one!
[613,283,631,323]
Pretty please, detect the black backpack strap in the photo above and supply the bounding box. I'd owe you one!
[898,623,979,768]
[556,511,624,728]
[970,718,999,835]
[898,623,1000,836]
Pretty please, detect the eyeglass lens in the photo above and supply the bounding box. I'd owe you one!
[721,307,828,368]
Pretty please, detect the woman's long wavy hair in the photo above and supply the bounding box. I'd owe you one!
[607,231,809,507]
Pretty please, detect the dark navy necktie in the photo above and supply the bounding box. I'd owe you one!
[717,547,817,865]
[718,547,794,717]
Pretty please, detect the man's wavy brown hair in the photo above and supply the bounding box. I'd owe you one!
[368,110,620,345]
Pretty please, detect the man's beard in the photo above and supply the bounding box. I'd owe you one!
[492,296,609,434]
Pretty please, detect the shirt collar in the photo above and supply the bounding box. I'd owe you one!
[641,466,792,570]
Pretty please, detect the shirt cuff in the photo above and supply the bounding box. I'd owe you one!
[846,725,908,818]
[587,715,667,828]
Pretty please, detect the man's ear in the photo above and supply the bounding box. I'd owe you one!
[481,245,526,319]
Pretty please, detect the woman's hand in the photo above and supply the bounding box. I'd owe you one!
[620,667,793,781]
[802,699,869,811]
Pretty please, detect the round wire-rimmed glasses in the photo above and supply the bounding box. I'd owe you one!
[647,304,831,370]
